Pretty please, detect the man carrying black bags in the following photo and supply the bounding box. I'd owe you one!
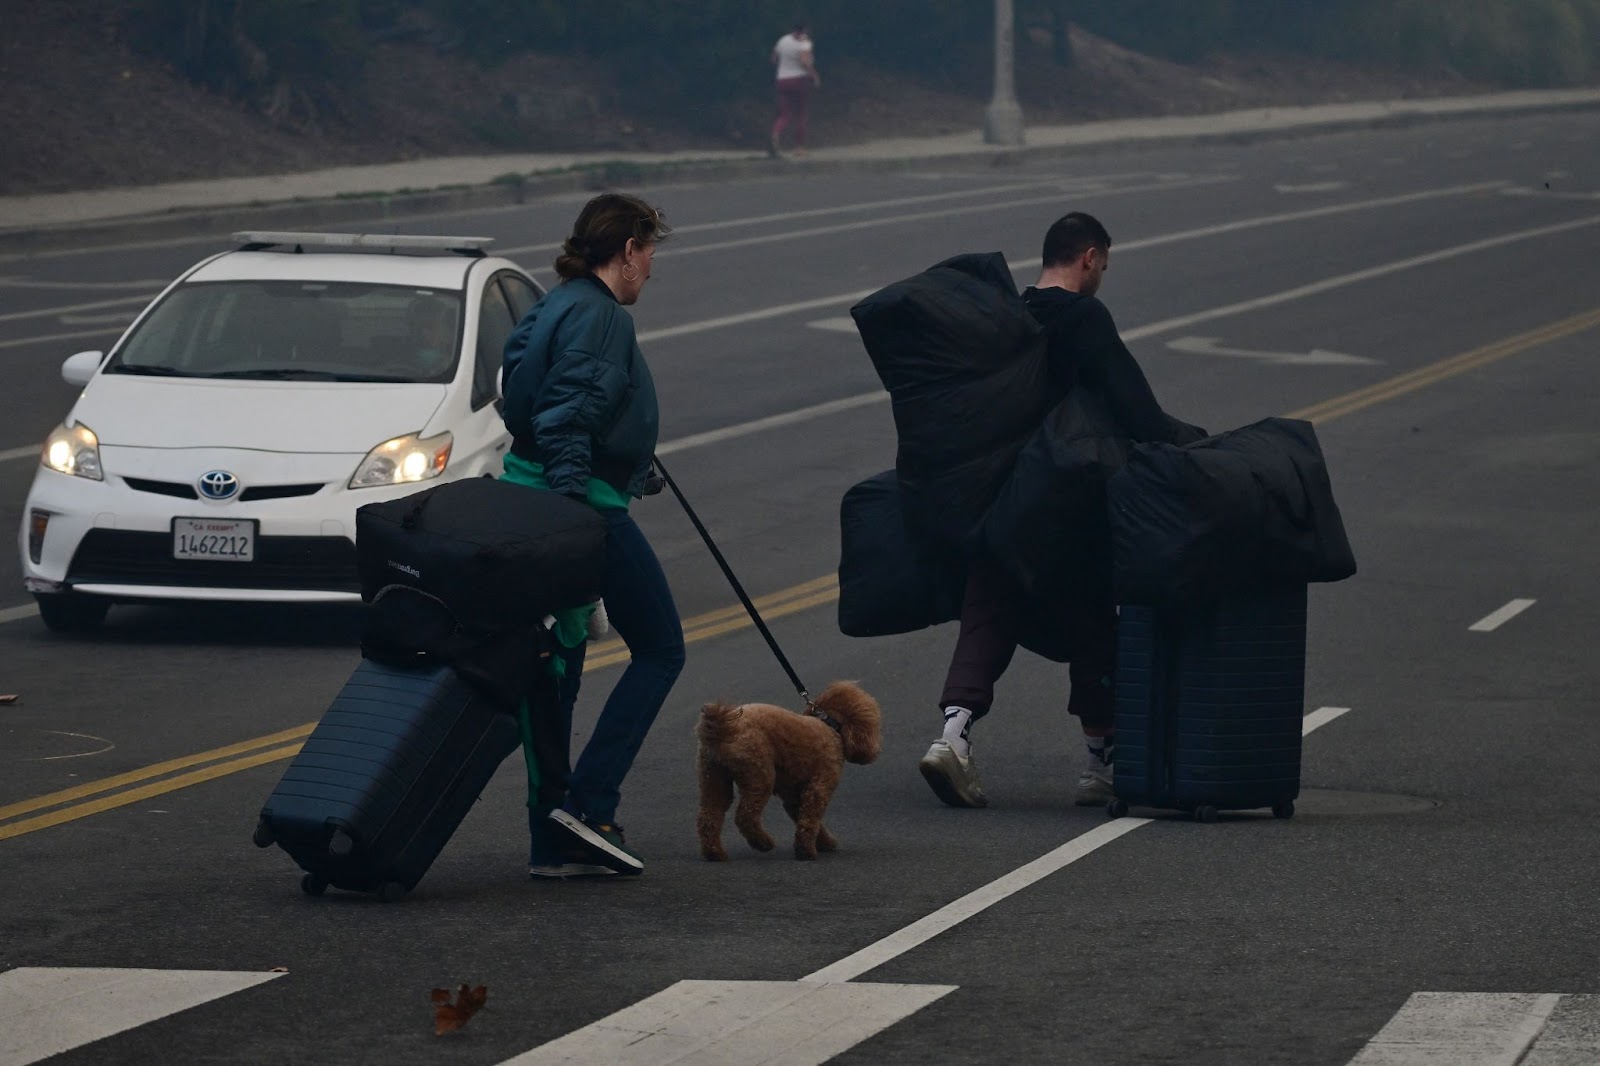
[916,212,1207,810]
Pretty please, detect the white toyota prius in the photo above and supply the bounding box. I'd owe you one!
[19,231,544,634]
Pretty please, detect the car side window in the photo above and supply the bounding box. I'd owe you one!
[474,277,516,410]
[500,274,541,321]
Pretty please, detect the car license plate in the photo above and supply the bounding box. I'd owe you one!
[173,518,256,562]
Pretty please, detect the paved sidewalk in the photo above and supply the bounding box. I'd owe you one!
[1,87,1596,240]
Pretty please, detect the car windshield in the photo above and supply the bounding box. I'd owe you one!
[108,280,464,383]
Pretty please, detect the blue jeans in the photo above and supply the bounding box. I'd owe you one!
[532,508,685,827]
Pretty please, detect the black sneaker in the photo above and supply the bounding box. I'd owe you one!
[528,819,618,879]
[548,808,644,875]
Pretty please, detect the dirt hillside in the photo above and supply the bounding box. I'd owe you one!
[0,5,1495,198]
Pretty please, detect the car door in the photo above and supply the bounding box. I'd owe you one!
[452,271,521,477]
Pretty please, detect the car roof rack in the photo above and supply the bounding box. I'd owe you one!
[231,231,495,257]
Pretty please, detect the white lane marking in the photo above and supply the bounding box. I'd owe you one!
[659,176,1233,259]
[0,605,41,626]
[1114,181,1506,255]
[0,327,121,352]
[806,316,857,333]
[0,444,39,462]
[800,818,1151,984]
[0,294,151,325]
[0,277,170,291]
[634,181,1515,346]
[1166,336,1379,366]
[1469,598,1537,632]
[656,393,888,457]
[498,980,955,1066]
[1347,992,1562,1065]
[0,967,285,1066]
[496,176,1129,256]
[3,200,1583,461]
[1302,707,1351,734]
[1120,212,1600,343]
[804,705,1351,985]
[1501,186,1600,201]
[0,178,1504,341]
[1276,181,1350,193]
[57,312,137,326]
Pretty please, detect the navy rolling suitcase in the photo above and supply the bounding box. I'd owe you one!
[253,659,520,900]
[1109,585,1307,822]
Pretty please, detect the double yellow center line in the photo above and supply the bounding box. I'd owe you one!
[4,307,1598,841]
[0,576,841,841]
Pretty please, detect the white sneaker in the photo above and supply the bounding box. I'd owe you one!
[919,739,989,808]
[1074,751,1114,807]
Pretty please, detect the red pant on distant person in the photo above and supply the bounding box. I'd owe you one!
[772,76,813,150]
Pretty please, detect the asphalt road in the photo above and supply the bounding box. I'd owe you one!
[3,110,1600,1065]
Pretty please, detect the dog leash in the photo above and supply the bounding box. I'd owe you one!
[651,455,821,718]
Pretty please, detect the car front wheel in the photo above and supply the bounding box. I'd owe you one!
[35,594,110,635]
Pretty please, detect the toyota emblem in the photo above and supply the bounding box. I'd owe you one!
[198,470,241,500]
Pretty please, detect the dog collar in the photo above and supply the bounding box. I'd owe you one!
[807,705,845,736]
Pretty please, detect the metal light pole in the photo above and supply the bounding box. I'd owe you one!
[983,0,1025,145]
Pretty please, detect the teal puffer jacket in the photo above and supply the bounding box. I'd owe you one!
[501,275,660,498]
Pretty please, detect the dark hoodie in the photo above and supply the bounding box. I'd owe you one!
[1022,285,1206,446]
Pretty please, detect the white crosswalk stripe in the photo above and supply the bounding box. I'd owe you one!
[0,967,285,1066]
[496,980,955,1066]
[1348,992,1600,1065]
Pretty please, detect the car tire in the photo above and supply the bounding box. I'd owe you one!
[35,594,110,635]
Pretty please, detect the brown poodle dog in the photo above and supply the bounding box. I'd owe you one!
[696,680,882,861]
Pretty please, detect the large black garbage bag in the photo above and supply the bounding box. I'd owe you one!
[837,470,1074,663]
[983,388,1132,606]
[850,252,1061,549]
[1108,417,1357,606]
[356,477,606,634]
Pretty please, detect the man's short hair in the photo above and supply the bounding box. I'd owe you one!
[1041,212,1112,268]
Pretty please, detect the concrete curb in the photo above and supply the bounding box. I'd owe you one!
[3,90,1598,257]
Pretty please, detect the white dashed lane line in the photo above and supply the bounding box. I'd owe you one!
[1469,598,1537,633]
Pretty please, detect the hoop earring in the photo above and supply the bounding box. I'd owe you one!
[621,262,640,282]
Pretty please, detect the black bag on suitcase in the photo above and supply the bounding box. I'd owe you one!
[355,477,606,634]
[252,658,524,900]
[1109,585,1307,822]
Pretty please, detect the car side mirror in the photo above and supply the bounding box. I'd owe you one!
[62,351,105,387]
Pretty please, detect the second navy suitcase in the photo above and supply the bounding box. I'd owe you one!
[1109,585,1307,822]
[253,658,521,900]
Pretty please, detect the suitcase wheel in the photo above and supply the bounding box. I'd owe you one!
[1193,804,1219,823]
[1272,801,1295,819]
[1106,798,1129,819]
[377,882,408,904]
[252,820,275,848]
[300,874,328,897]
[327,828,356,857]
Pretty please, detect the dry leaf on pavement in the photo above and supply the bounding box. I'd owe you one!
[431,984,488,1035]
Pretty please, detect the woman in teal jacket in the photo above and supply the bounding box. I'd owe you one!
[501,192,684,877]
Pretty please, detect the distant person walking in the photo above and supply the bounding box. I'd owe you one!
[770,22,821,158]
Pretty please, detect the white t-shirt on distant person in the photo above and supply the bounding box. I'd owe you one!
[773,33,814,80]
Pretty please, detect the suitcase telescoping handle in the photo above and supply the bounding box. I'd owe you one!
[650,455,813,711]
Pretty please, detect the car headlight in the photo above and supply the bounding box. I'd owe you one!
[42,422,103,480]
[349,431,452,489]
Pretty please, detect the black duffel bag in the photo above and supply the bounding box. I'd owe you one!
[355,477,606,634]
[837,470,1074,662]
[1108,417,1357,607]
[837,470,965,639]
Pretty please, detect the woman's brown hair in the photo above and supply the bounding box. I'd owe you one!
[554,192,672,281]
